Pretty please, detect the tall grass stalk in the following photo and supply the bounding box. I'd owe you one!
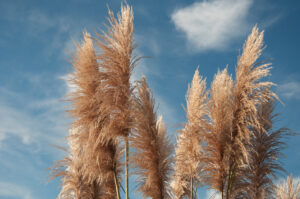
[131,76,172,199]
[93,4,136,199]
[172,68,207,198]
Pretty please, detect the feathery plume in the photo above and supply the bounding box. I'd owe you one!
[51,33,106,198]
[276,176,300,199]
[94,3,136,140]
[131,76,172,199]
[94,5,137,199]
[202,68,234,198]
[52,31,122,198]
[241,100,290,199]
[51,128,99,199]
[172,69,207,198]
[233,25,275,148]
[223,26,275,198]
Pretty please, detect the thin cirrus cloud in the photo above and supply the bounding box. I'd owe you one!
[279,81,300,99]
[171,0,253,52]
[0,86,68,153]
[0,181,36,199]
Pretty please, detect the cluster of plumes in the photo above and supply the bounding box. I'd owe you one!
[276,176,300,199]
[131,76,172,199]
[52,4,174,199]
[172,26,291,199]
[52,4,135,199]
[171,69,207,198]
[51,3,295,199]
[202,68,235,197]
[52,32,123,198]
[201,26,280,199]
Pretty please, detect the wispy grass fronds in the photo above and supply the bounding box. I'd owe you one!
[69,31,122,188]
[241,100,290,199]
[276,176,300,199]
[131,76,172,199]
[221,26,276,198]
[172,69,207,198]
[202,68,234,197]
[53,31,122,198]
[51,33,106,198]
[94,5,137,198]
[233,25,275,148]
[51,129,98,199]
[94,3,136,140]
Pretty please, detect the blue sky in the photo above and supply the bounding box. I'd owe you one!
[0,0,299,198]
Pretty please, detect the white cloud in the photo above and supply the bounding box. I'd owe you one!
[0,89,68,154]
[0,181,36,199]
[279,81,300,99]
[206,189,221,199]
[171,0,253,52]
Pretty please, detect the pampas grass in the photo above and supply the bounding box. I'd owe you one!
[51,32,122,198]
[276,176,300,199]
[51,3,298,199]
[195,26,279,199]
[94,5,136,198]
[172,69,207,199]
[202,68,234,198]
[241,100,290,199]
[94,3,135,139]
[222,26,275,199]
[51,129,97,199]
[131,76,172,199]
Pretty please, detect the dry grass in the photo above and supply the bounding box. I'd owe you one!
[94,3,136,140]
[172,69,207,198]
[276,176,300,199]
[51,129,98,199]
[200,26,277,199]
[93,6,136,197]
[202,68,234,197]
[51,3,297,199]
[51,32,122,198]
[131,76,172,199]
[241,100,290,199]
[233,25,275,150]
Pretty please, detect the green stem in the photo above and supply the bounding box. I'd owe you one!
[194,187,198,199]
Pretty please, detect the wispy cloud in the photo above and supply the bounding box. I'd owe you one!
[171,0,253,52]
[0,87,68,154]
[0,181,36,199]
[279,81,300,99]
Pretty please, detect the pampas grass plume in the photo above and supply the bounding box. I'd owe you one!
[131,76,172,199]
